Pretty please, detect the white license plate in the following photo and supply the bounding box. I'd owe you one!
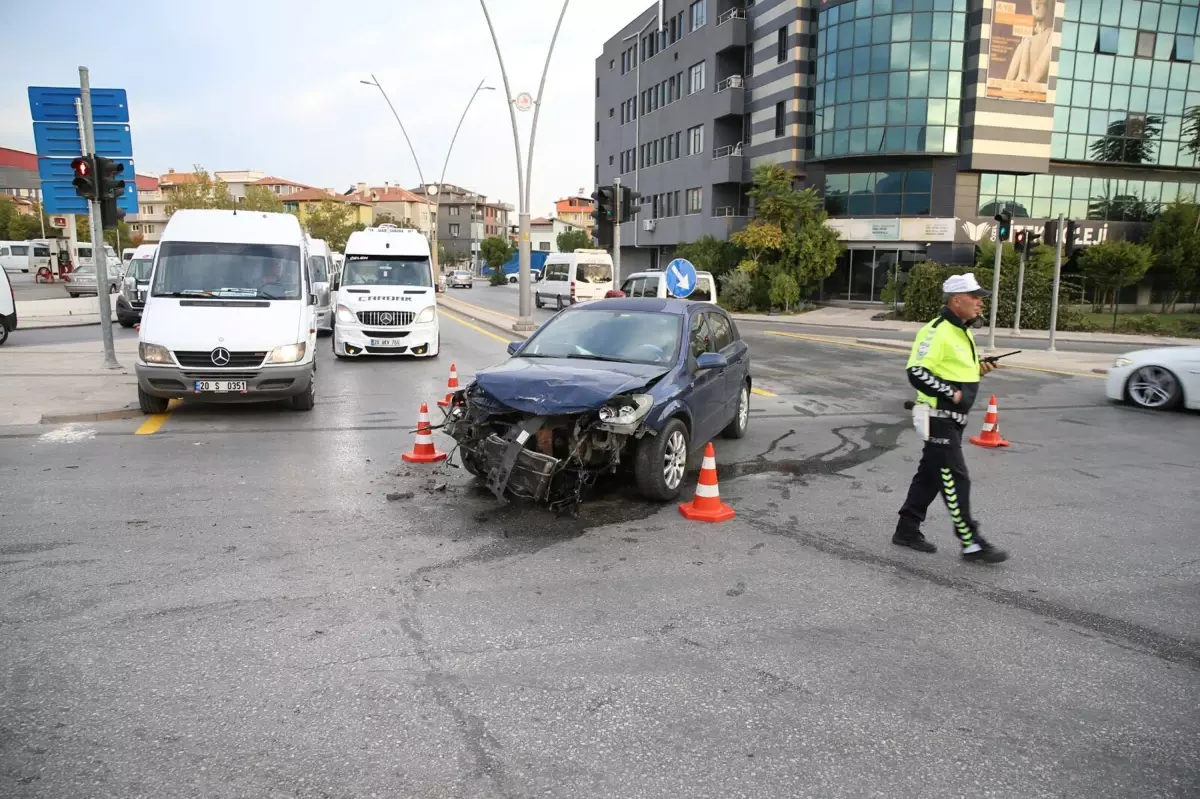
[368,339,404,347]
[194,380,248,393]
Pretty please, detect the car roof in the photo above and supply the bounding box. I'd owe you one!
[161,209,303,245]
[573,297,708,315]
[624,269,714,279]
[344,227,430,258]
[132,244,157,258]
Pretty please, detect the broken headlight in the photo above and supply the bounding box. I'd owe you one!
[598,394,653,431]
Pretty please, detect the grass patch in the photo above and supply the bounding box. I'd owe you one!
[1072,311,1200,336]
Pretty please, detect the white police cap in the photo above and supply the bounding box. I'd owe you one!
[942,272,991,297]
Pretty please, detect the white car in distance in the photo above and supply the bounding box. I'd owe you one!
[1106,346,1200,411]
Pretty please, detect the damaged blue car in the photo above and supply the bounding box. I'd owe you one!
[443,297,752,510]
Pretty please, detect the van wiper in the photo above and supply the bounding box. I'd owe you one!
[156,290,213,297]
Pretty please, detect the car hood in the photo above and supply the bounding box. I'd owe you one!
[472,357,670,415]
[1121,346,1200,364]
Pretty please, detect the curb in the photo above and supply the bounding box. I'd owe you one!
[21,318,114,330]
[854,338,907,351]
[40,406,143,424]
[438,296,531,341]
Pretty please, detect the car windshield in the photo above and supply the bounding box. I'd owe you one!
[576,262,612,283]
[151,241,303,300]
[342,256,432,287]
[309,255,329,282]
[520,309,682,365]
[128,257,154,280]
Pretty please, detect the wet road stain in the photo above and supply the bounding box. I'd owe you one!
[722,421,907,481]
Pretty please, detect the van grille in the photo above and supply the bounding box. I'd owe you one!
[356,310,414,327]
[174,351,266,368]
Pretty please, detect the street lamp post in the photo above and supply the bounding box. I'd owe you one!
[478,0,571,332]
[434,80,495,276]
[360,74,431,257]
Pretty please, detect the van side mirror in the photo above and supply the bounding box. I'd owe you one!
[331,278,340,291]
[506,341,521,355]
[308,293,317,306]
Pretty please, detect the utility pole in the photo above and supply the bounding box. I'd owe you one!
[987,206,1009,352]
[77,69,119,370]
[1048,213,1065,352]
[613,176,622,282]
[1012,231,1027,336]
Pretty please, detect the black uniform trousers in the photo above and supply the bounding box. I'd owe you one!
[897,416,979,547]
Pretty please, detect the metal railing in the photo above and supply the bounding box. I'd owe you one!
[713,206,749,217]
[715,75,744,92]
[712,143,745,159]
[717,8,747,25]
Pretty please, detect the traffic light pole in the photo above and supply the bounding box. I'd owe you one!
[613,176,622,282]
[986,205,1005,352]
[1048,213,1065,352]
[1012,238,1026,336]
[77,67,119,370]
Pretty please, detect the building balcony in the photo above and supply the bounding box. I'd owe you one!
[710,144,748,184]
[712,75,745,118]
[713,8,748,52]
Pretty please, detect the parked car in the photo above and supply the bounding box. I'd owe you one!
[1106,346,1200,411]
[67,264,122,297]
[534,250,614,309]
[449,270,474,289]
[116,244,157,328]
[444,297,751,509]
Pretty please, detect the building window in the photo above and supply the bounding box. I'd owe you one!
[688,61,705,94]
[609,107,614,118]
[609,59,614,70]
[609,155,614,166]
[1135,30,1155,59]
[449,224,460,237]
[686,187,702,214]
[539,241,551,251]
[1172,35,1194,62]
[1097,26,1119,54]
[778,26,788,63]
[690,0,706,32]
[976,172,1200,222]
[595,77,600,98]
[823,170,932,217]
[449,206,460,216]
[687,124,704,155]
[775,102,786,137]
[595,122,600,142]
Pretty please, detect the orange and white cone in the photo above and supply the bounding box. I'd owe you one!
[678,442,735,523]
[969,394,1010,448]
[436,363,460,408]
[402,402,448,463]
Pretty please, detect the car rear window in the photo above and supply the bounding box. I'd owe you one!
[576,263,612,283]
[690,276,713,302]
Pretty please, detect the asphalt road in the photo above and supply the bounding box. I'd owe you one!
[2,301,1198,798]
[6,269,76,302]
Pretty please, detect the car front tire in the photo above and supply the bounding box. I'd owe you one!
[290,371,316,411]
[138,387,169,414]
[1126,365,1182,410]
[535,292,544,308]
[0,322,9,346]
[634,417,690,502]
[722,381,750,439]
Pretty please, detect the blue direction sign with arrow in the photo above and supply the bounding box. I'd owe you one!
[665,257,698,299]
[28,85,138,215]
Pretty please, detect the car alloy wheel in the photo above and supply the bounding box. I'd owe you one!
[738,386,749,428]
[1127,365,1179,409]
[662,429,687,490]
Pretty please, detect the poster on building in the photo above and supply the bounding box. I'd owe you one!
[985,0,1055,103]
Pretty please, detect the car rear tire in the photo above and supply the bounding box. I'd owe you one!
[535,292,544,308]
[722,381,750,439]
[0,322,9,346]
[1126,365,1181,410]
[138,388,169,415]
[634,417,689,502]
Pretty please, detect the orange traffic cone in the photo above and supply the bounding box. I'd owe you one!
[678,443,735,523]
[436,363,460,408]
[402,402,448,463]
[969,395,1010,448]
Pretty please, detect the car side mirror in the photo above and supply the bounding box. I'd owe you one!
[696,351,727,370]
[308,293,317,306]
[506,341,521,355]
[331,278,340,291]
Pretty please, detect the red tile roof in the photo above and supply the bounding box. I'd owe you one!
[253,176,311,188]
[346,186,433,205]
[282,187,370,205]
[159,171,198,186]
[134,174,159,191]
[0,147,37,171]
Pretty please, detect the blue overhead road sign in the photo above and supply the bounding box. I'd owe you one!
[29,84,138,215]
[665,258,698,299]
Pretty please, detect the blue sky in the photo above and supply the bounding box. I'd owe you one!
[0,0,652,215]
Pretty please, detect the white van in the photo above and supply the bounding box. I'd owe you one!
[307,237,334,334]
[0,265,15,346]
[0,240,51,274]
[122,247,137,265]
[72,242,123,276]
[134,209,317,413]
[332,224,439,358]
[116,243,157,328]
[534,249,614,309]
[620,269,718,304]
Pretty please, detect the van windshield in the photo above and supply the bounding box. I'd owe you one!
[342,256,432,287]
[152,241,303,300]
[128,257,154,281]
[309,255,328,282]
[576,263,612,283]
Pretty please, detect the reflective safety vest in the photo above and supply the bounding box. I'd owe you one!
[907,310,980,411]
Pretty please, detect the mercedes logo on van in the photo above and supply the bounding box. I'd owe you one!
[210,347,231,366]
[379,312,394,325]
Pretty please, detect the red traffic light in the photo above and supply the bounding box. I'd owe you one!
[1014,230,1027,246]
[71,156,91,177]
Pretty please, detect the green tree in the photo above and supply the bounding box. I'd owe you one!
[480,235,514,274]
[1147,200,1200,312]
[718,270,754,312]
[769,272,800,312]
[164,167,235,212]
[730,221,784,268]
[556,228,592,252]
[1078,239,1154,311]
[303,201,363,252]
[1183,105,1200,158]
[240,185,285,213]
[747,163,813,229]
[674,234,742,278]
[975,238,1057,277]
[1089,115,1162,165]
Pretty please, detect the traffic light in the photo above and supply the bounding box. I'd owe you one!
[1014,230,1027,248]
[619,186,641,223]
[1025,229,1042,249]
[71,155,97,200]
[994,209,1012,242]
[95,156,126,230]
[591,185,615,249]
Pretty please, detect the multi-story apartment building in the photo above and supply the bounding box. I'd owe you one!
[345,184,435,237]
[215,170,267,201]
[410,184,513,265]
[597,0,1200,300]
[554,194,596,236]
[129,175,169,242]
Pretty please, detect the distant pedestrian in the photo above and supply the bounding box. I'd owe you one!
[893,273,1008,563]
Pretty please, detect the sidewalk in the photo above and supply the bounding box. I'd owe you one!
[732,306,1200,348]
[852,337,1113,376]
[15,295,120,330]
[0,338,141,426]
[438,295,529,340]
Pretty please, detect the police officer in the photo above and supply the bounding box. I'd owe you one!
[893,272,1008,563]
